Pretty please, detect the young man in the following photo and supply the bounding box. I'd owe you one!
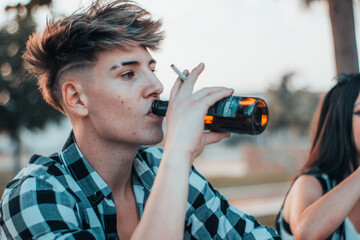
[0,1,280,239]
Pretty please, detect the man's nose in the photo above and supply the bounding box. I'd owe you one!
[146,71,164,97]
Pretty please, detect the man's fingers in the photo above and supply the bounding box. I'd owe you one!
[192,87,232,102]
[185,63,205,85]
[170,70,189,100]
[175,63,205,98]
[196,88,234,110]
[203,132,231,146]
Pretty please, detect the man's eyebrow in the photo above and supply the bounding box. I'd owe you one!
[110,59,156,71]
[122,61,140,66]
[110,61,138,70]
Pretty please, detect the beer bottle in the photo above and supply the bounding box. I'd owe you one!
[151,96,269,135]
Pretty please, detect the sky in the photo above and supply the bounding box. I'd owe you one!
[0,0,352,99]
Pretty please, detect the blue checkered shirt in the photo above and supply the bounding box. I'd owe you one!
[0,133,280,239]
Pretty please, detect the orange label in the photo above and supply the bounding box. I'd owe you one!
[204,115,214,124]
[239,98,256,106]
[261,114,268,126]
[257,100,267,108]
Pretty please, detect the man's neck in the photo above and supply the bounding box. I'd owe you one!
[72,126,140,194]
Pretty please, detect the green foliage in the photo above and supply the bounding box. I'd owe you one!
[0,1,63,139]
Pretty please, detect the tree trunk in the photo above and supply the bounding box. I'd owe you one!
[11,136,22,177]
[328,0,359,74]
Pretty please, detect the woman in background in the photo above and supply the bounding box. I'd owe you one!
[276,73,360,240]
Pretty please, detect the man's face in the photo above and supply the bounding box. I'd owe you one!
[82,46,164,146]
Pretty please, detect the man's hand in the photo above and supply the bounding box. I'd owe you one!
[164,63,234,166]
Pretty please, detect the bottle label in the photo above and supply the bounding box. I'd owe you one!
[207,96,238,118]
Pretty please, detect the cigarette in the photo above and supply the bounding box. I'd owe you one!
[171,64,187,81]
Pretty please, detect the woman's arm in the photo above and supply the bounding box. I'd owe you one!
[284,167,360,240]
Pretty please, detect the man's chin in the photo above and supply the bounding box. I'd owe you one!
[141,130,164,146]
[151,132,164,145]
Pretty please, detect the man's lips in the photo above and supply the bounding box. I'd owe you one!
[147,102,162,117]
[147,103,154,115]
[147,99,161,115]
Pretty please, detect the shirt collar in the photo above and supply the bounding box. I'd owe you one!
[133,150,155,193]
[59,132,158,210]
[59,131,112,205]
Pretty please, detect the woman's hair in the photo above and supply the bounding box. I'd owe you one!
[23,0,164,113]
[298,73,360,182]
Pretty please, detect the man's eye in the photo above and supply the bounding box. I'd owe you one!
[121,71,135,79]
[354,111,360,115]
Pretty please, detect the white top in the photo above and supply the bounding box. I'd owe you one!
[345,217,360,239]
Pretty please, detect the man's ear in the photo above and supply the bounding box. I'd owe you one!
[62,81,89,117]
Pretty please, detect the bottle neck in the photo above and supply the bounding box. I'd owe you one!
[151,100,168,116]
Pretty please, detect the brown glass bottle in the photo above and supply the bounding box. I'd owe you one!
[151,96,269,135]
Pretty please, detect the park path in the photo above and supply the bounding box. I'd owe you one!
[220,182,290,216]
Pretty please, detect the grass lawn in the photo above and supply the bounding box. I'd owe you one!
[0,171,11,196]
[257,214,277,229]
[206,173,292,189]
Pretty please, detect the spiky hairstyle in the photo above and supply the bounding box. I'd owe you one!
[23,0,164,113]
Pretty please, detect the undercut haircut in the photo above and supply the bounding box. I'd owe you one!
[23,0,164,113]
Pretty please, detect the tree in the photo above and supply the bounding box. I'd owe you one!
[0,0,64,176]
[304,0,359,74]
[265,72,321,134]
[223,73,321,146]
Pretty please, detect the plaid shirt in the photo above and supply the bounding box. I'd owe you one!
[0,133,280,239]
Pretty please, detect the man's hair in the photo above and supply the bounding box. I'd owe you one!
[23,0,164,113]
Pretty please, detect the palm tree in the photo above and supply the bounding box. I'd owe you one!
[305,0,359,74]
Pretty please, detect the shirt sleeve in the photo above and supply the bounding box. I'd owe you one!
[185,167,280,240]
[0,175,102,240]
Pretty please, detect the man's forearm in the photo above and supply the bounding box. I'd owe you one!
[131,150,191,240]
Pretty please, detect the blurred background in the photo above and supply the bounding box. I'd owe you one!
[0,0,359,228]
